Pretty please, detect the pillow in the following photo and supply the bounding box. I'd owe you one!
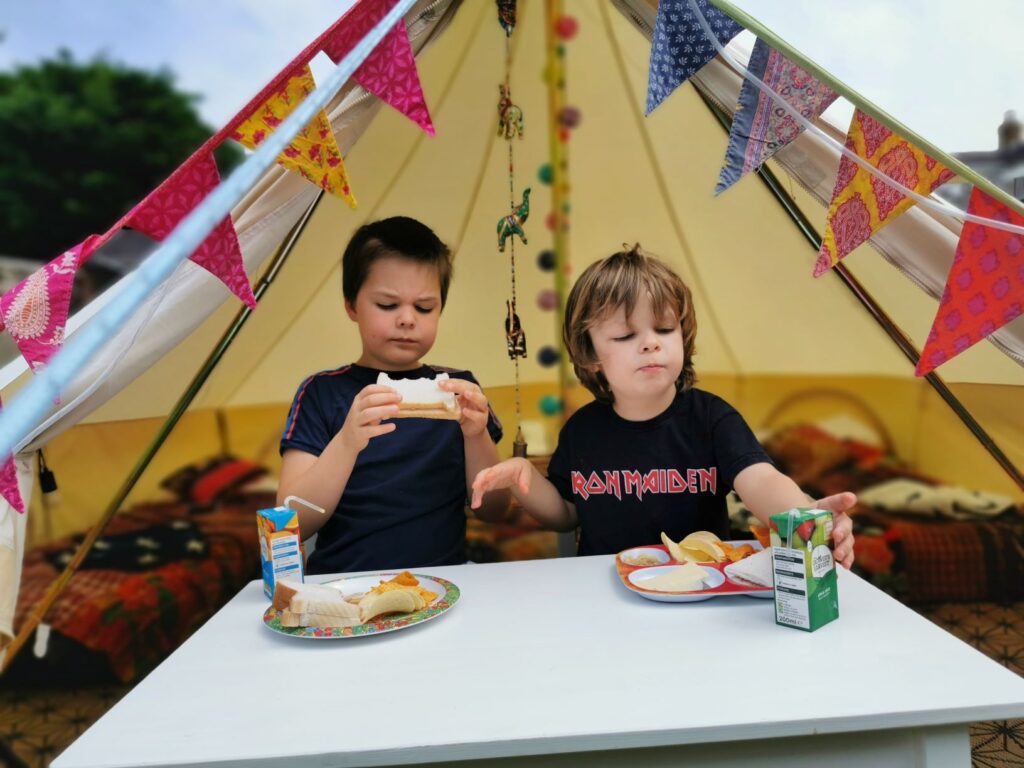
[858,478,1018,520]
[763,424,851,486]
[160,455,268,507]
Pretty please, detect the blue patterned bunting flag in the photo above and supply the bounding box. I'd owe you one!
[646,0,743,115]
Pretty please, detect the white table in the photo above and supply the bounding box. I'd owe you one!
[53,556,1024,768]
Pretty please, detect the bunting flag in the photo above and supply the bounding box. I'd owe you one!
[0,399,23,514]
[815,110,954,277]
[646,0,743,115]
[0,238,100,374]
[716,38,837,194]
[126,153,257,309]
[233,64,357,208]
[916,188,1024,376]
[322,0,435,135]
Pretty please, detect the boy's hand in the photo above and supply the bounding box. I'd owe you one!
[439,378,490,438]
[339,384,400,453]
[814,491,857,569]
[471,458,531,509]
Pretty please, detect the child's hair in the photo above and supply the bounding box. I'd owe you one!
[563,244,697,403]
[342,216,453,307]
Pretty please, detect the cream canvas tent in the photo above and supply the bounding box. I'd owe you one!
[2,0,1022,647]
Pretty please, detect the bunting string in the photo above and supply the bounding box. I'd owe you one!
[682,0,1024,237]
[0,0,419,459]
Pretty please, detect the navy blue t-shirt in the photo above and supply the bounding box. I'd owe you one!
[280,363,502,574]
[547,388,770,556]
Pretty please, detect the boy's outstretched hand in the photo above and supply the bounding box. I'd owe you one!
[340,384,400,452]
[439,378,491,438]
[814,491,857,569]
[471,457,532,509]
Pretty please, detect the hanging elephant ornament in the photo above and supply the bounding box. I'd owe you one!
[496,0,517,37]
[505,299,527,360]
[497,187,531,252]
[497,84,524,140]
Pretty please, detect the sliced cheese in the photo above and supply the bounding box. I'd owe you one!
[639,563,708,592]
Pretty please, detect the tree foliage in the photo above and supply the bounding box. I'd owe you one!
[0,50,242,261]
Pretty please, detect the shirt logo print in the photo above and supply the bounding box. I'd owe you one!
[570,468,717,501]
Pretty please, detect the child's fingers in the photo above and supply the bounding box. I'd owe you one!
[362,404,400,423]
[365,422,396,439]
[359,390,402,408]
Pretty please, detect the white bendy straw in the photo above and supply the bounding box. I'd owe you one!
[283,495,325,515]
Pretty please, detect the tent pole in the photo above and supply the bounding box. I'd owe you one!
[699,92,1024,492]
[2,190,326,675]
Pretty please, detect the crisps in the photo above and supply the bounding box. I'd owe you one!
[660,531,687,564]
[681,534,725,561]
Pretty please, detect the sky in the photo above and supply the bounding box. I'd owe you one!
[0,0,1020,153]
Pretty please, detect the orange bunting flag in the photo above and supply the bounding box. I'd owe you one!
[916,188,1024,376]
[233,64,356,208]
[815,110,954,277]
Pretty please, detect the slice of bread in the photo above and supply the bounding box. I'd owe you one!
[377,372,461,420]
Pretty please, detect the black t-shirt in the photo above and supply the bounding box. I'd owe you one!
[280,363,502,574]
[547,388,770,556]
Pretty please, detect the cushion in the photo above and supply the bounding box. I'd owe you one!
[160,455,268,507]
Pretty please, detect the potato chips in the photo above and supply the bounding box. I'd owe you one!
[660,530,756,564]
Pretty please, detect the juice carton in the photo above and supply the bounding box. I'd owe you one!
[769,508,839,631]
[257,496,323,600]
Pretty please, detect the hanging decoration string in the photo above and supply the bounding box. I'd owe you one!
[495,0,530,457]
[685,0,1024,236]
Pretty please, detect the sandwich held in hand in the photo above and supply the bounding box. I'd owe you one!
[273,571,438,627]
[378,372,461,420]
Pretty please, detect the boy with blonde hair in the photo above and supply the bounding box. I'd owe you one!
[472,245,855,565]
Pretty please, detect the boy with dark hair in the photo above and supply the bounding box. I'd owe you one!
[278,216,510,574]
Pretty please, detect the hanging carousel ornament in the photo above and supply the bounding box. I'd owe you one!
[496,0,517,37]
[497,187,531,252]
[505,299,527,360]
[497,84,524,140]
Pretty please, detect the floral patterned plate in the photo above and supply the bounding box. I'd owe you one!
[262,573,459,639]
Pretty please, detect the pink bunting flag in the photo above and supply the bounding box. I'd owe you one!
[0,398,24,514]
[322,0,435,136]
[0,237,100,373]
[916,187,1024,376]
[126,153,256,309]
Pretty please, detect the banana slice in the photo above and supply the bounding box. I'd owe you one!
[358,588,426,624]
[660,531,687,563]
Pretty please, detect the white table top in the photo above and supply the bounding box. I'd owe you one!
[54,556,1024,768]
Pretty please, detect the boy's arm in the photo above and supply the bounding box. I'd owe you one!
[440,377,512,523]
[472,458,578,532]
[463,431,512,522]
[733,462,856,568]
[277,384,401,539]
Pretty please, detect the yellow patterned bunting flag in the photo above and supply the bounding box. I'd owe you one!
[233,64,356,208]
[815,110,953,277]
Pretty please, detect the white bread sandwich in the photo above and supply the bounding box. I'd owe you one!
[273,579,362,628]
[377,372,461,420]
[723,547,773,588]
